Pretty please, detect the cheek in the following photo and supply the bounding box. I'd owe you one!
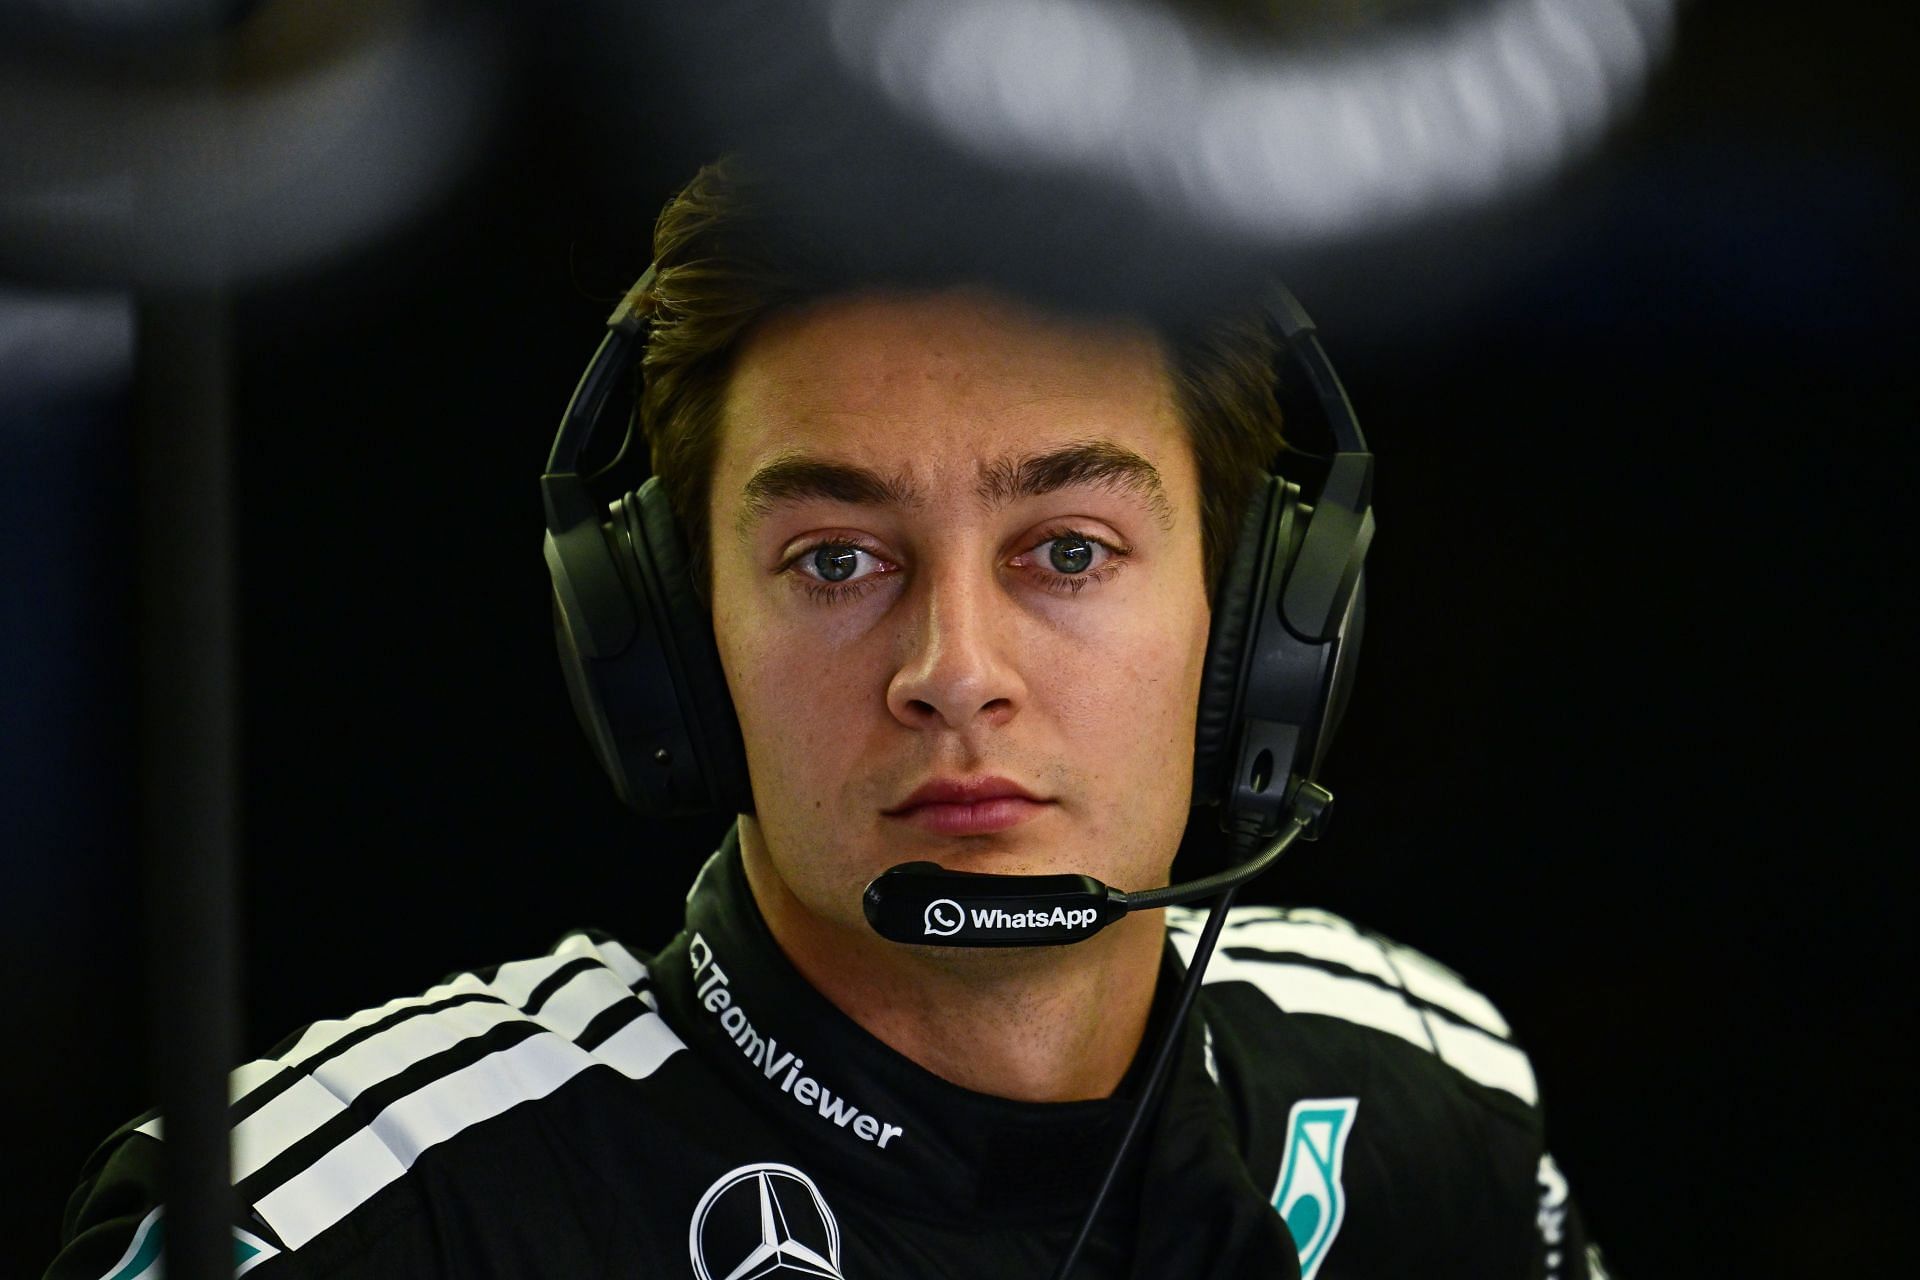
[718,603,864,794]
[1040,598,1209,772]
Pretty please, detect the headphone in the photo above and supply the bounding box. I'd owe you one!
[540,267,1374,853]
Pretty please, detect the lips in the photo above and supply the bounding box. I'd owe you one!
[889,776,1039,810]
[884,776,1052,836]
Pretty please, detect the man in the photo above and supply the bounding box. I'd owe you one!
[50,161,1605,1278]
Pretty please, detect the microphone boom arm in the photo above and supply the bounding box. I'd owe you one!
[862,781,1333,947]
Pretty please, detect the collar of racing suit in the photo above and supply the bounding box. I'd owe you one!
[647,823,1301,1277]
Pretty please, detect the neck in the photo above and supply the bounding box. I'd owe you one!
[738,821,1165,1104]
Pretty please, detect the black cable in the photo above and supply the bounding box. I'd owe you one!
[1048,884,1237,1280]
[1049,807,1317,1280]
[1049,883,1253,1277]
[1120,816,1307,912]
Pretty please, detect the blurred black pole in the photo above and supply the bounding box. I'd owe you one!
[136,290,238,1280]
[125,3,242,1271]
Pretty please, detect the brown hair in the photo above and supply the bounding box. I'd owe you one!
[636,158,1288,606]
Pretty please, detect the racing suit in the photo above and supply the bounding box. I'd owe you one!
[49,825,1605,1278]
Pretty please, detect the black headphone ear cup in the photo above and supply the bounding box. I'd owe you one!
[626,478,754,815]
[550,590,638,804]
[545,494,647,806]
[1192,475,1285,808]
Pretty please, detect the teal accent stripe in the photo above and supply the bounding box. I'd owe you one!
[233,1228,272,1274]
[95,1209,279,1280]
[101,1212,161,1280]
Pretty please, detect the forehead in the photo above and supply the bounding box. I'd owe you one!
[714,289,1189,511]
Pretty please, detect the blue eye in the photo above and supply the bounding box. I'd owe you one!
[812,545,860,582]
[788,541,893,601]
[1048,536,1095,575]
[1021,529,1131,596]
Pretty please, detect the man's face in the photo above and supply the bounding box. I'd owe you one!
[708,288,1211,939]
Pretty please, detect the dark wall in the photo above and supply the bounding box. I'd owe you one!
[7,2,1912,1275]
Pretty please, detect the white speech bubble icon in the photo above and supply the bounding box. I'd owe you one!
[923,898,964,937]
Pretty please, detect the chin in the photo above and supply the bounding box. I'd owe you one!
[908,833,1114,884]
[926,845,1064,877]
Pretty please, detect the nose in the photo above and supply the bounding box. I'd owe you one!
[885,563,1028,733]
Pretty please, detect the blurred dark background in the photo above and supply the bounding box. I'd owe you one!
[4,0,1912,1275]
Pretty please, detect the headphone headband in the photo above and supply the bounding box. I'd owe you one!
[1260,283,1368,457]
[542,265,659,533]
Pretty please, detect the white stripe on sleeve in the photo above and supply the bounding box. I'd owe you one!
[594,1009,686,1080]
[254,1030,617,1249]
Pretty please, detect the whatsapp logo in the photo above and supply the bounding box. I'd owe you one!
[922,899,964,937]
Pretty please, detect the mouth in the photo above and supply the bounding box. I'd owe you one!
[882,775,1053,836]
[884,796,1053,836]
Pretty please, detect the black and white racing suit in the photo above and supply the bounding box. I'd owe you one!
[50,825,1605,1279]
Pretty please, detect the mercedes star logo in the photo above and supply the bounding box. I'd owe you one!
[689,1161,845,1280]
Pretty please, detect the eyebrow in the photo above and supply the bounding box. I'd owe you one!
[736,439,1175,537]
